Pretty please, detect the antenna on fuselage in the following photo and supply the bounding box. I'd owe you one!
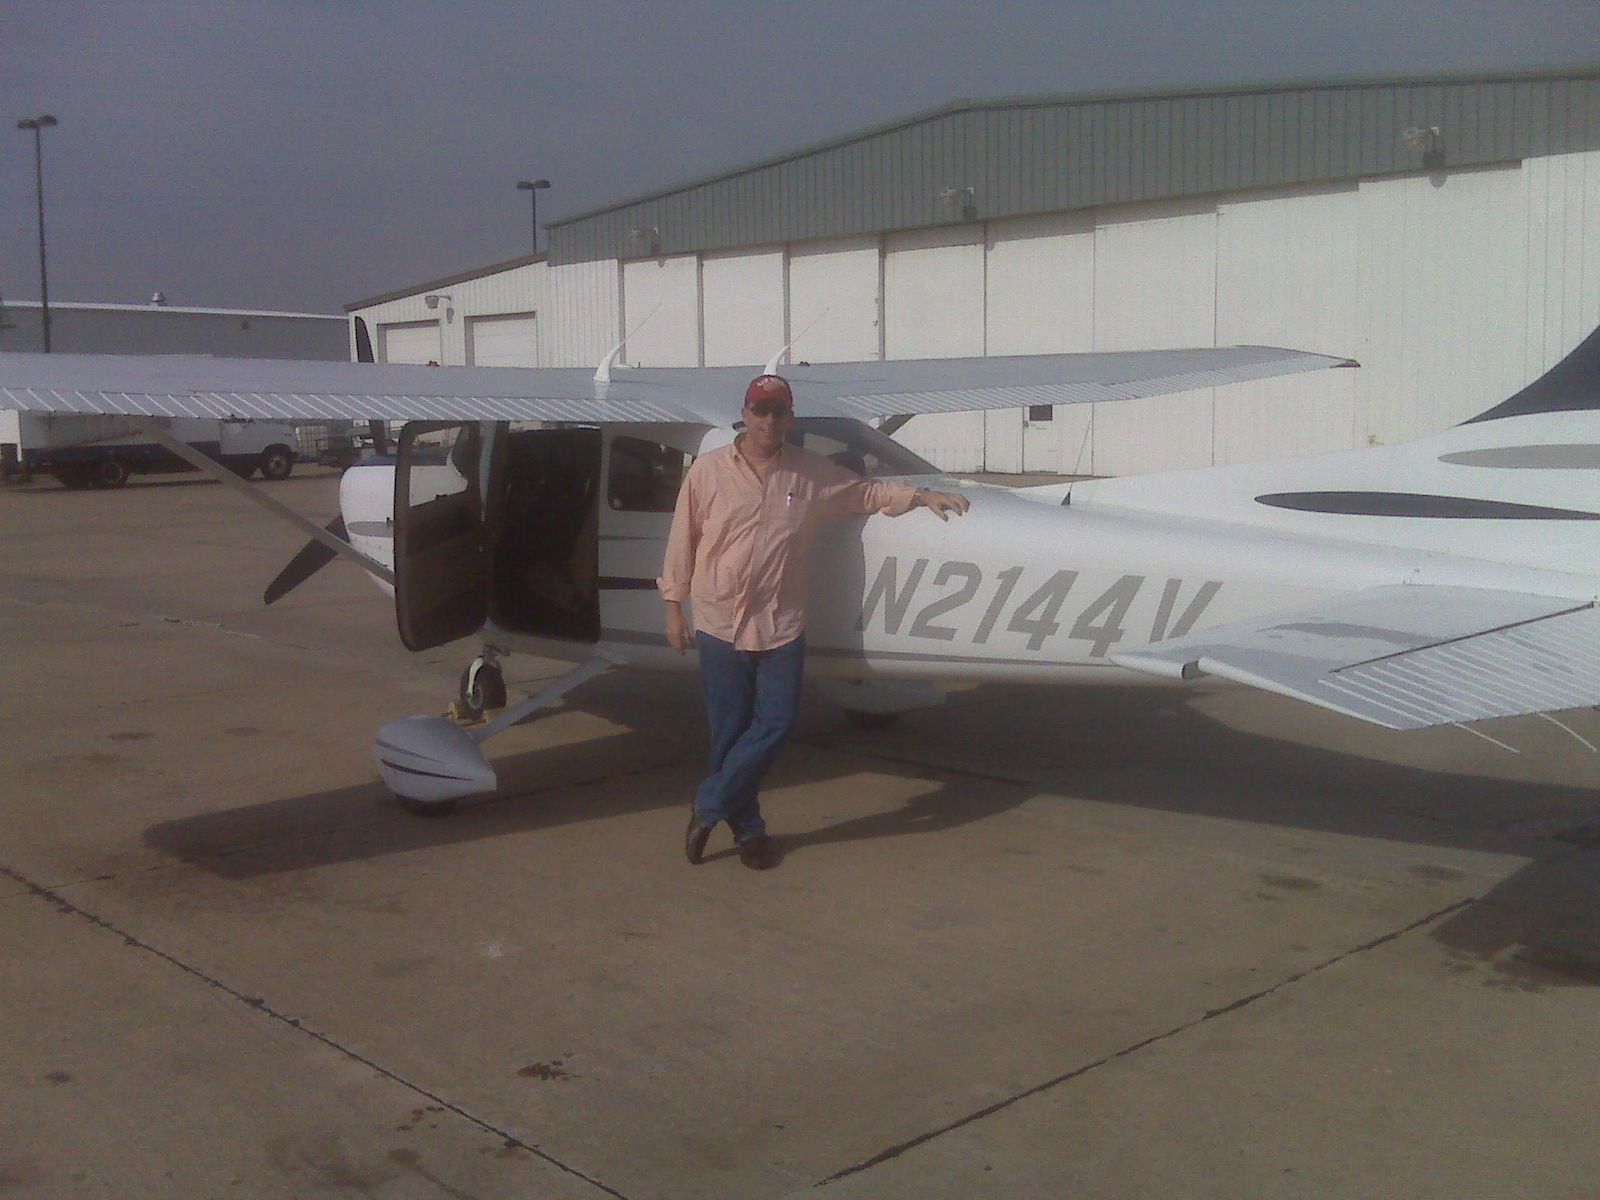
[593,303,663,386]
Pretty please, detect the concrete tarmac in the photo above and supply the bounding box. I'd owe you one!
[3,471,1599,1199]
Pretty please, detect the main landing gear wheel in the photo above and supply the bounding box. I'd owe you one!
[457,660,507,721]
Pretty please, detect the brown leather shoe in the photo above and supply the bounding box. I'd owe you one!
[685,813,713,865]
[738,835,776,870]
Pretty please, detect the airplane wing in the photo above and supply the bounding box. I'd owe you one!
[0,345,1354,427]
[1111,585,1600,729]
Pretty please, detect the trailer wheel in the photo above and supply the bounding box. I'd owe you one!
[91,459,130,489]
[259,447,294,482]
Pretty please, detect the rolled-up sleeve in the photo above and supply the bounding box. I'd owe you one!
[656,466,700,602]
[825,475,919,518]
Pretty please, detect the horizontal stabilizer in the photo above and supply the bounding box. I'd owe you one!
[1113,585,1600,729]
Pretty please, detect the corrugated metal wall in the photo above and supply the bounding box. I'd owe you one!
[352,264,549,367]
[550,71,1600,267]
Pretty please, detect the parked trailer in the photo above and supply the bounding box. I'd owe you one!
[12,415,298,488]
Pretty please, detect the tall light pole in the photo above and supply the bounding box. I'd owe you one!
[516,178,549,254]
[17,114,58,352]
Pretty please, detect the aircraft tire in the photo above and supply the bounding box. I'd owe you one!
[842,708,901,731]
[259,446,294,482]
[458,662,507,720]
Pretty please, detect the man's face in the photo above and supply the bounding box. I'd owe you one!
[742,397,793,454]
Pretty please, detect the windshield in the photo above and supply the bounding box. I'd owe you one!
[784,417,937,478]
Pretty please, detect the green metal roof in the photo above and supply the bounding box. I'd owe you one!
[547,65,1600,266]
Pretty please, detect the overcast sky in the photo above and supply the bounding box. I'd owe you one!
[4,1,1596,314]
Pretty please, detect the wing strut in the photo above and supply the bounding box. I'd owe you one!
[137,421,395,587]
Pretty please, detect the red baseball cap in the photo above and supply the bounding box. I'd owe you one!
[743,374,793,409]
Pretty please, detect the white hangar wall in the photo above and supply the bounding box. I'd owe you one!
[352,147,1600,476]
[350,258,615,371]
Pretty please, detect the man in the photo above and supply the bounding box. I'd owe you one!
[657,374,970,870]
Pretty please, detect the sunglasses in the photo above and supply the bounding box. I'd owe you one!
[745,401,793,418]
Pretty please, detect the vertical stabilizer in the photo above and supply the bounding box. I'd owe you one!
[1467,323,1600,423]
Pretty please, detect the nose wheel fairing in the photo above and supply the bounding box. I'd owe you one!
[376,652,618,813]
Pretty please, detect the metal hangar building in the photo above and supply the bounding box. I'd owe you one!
[347,66,1600,475]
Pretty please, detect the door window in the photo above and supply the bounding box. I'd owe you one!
[608,436,692,512]
[392,422,495,651]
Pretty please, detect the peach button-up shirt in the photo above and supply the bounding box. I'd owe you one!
[657,438,920,651]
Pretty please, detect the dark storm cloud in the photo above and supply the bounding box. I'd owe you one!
[4,0,1596,313]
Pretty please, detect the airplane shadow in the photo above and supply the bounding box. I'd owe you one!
[143,669,1600,985]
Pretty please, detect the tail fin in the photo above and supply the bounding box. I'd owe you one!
[1466,323,1600,424]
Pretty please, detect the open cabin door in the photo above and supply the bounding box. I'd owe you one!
[487,427,602,644]
[393,422,500,651]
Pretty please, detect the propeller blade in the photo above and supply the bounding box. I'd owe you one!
[263,515,349,606]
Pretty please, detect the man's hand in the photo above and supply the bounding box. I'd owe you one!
[919,489,970,521]
[664,602,694,653]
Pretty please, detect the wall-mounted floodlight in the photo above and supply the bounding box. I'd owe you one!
[423,293,455,340]
[628,225,661,255]
[1403,125,1444,170]
[940,186,977,221]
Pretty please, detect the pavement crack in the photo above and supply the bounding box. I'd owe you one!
[0,860,633,1200]
[814,893,1477,1188]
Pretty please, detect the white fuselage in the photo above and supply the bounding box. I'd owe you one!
[343,408,1600,688]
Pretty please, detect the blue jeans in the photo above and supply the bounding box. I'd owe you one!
[692,631,806,842]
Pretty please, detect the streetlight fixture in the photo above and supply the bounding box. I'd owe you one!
[516,179,550,254]
[17,114,58,352]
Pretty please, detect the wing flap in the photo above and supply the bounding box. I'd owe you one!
[1112,585,1600,729]
[0,346,1355,427]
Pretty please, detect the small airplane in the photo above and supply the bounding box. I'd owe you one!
[3,325,1598,812]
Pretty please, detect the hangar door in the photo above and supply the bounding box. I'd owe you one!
[382,321,442,365]
[621,255,699,366]
[468,312,539,366]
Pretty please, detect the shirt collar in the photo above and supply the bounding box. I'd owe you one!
[733,432,785,472]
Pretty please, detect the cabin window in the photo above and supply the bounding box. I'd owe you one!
[609,436,692,512]
[1028,405,1054,422]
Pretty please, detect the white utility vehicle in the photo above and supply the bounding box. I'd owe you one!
[13,414,297,488]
